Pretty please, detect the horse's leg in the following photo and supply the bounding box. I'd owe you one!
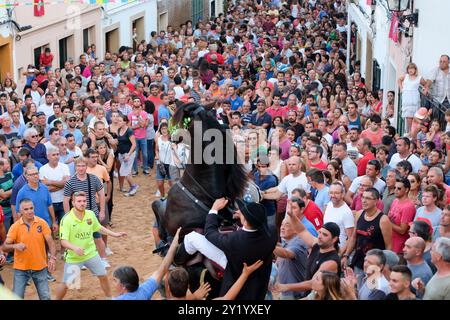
[151,199,169,244]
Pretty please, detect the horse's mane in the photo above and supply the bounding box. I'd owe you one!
[172,102,247,200]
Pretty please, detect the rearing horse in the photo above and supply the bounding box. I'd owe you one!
[152,102,248,240]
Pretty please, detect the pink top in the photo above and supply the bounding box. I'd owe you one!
[351,194,384,212]
[388,198,416,253]
[272,138,291,161]
[128,110,148,139]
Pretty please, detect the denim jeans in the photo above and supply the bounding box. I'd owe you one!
[147,139,155,169]
[13,268,51,300]
[133,138,148,171]
[3,211,13,234]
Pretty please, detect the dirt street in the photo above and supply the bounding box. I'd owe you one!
[1,172,164,300]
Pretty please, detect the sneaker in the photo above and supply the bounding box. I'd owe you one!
[105,247,114,256]
[155,190,161,197]
[132,171,138,177]
[113,171,118,178]
[103,259,111,269]
[143,169,150,175]
[26,279,32,286]
[47,273,56,282]
[127,184,139,196]
[81,265,87,270]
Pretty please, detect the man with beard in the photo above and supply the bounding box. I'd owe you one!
[63,113,84,147]
[283,110,304,140]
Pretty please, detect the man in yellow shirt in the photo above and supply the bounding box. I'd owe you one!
[55,191,127,300]
[2,198,56,299]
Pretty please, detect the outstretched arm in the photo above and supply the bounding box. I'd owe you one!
[216,260,264,300]
[152,228,181,283]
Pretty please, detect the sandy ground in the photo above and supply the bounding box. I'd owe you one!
[1,170,165,300]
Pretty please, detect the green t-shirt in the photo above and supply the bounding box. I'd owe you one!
[59,208,101,263]
[0,172,13,214]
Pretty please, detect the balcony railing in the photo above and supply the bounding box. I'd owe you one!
[419,87,449,131]
[396,88,448,136]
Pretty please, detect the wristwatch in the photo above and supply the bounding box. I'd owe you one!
[343,254,349,259]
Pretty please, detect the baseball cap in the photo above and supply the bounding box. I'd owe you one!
[414,107,428,120]
[36,111,46,117]
[66,113,77,120]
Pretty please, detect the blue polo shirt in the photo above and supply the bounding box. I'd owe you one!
[250,112,272,128]
[113,277,159,300]
[16,182,53,227]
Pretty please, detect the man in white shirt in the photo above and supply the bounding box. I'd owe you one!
[44,128,60,151]
[38,93,54,118]
[323,181,355,253]
[39,146,70,224]
[389,137,422,173]
[346,159,386,204]
[262,156,310,201]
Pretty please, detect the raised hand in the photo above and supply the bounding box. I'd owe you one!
[243,260,263,277]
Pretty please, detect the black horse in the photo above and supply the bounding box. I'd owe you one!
[151,102,248,296]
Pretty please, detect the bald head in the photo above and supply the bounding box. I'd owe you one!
[409,236,426,252]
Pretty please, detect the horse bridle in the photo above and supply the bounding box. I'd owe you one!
[178,169,237,223]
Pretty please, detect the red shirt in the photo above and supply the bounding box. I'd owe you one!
[388,198,416,253]
[147,95,162,127]
[266,106,287,120]
[304,200,324,230]
[357,152,375,176]
[39,53,53,67]
[309,160,328,170]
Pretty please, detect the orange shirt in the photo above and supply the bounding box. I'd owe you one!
[7,216,51,271]
[360,128,383,146]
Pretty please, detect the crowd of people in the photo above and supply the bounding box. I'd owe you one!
[0,0,450,300]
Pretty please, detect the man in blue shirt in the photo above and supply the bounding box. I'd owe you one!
[248,99,272,132]
[12,148,43,181]
[157,94,171,123]
[227,86,244,111]
[15,165,57,232]
[22,127,48,165]
[112,228,180,300]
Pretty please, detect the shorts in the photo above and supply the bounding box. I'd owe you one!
[156,163,172,181]
[93,232,102,239]
[63,254,106,284]
[401,104,418,118]
[118,153,136,177]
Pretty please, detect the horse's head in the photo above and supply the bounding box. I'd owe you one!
[172,102,248,200]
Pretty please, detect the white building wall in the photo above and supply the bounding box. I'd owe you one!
[412,0,450,77]
[102,0,157,55]
[348,2,373,80]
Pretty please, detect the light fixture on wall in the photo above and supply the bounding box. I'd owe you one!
[0,8,33,41]
[387,0,419,27]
